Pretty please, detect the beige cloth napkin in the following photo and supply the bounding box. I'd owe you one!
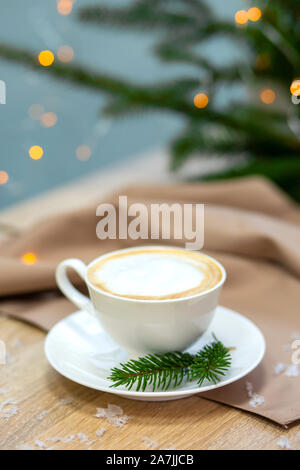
[0,176,299,426]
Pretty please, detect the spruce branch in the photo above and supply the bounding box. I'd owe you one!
[108,338,231,392]
[190,335,232,386]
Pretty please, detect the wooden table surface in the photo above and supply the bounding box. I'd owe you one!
[0,164,299,450]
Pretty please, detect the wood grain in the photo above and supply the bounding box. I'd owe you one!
[0,163,299,450]
[0,314,299,450]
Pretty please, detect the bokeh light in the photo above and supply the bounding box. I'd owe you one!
[260,89,276,104]
[290,80,300,97]
[57,0,73,16]
[0,171,9,185]
[28,104,44,120]
[76,145,91,161]
[38,50,55,67]
[29,145,44,160]
[248,7,262,22]
[57,45,74,63]
[193,93,209,109]
[41,112,58,128]
[235,10,248,25]
[21,253,37,265]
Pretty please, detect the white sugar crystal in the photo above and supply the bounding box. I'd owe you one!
[0,389,10,395]
[274,363,286,375]
[95,404,129,427]
[96,428,106,438]
[162,445,177,450]
[60,397,74,405]
[6,352,12,364]
[77,433,89,442]
[277,436,292,450]
[245,381,264,408]
[17,444,35,450]
[142,436,159,449]
[285,364,299,377]
[0,398,17,410]
[13,339,23,349]
[37,410,47,421]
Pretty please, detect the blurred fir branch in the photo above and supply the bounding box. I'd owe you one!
[0,0,299,199]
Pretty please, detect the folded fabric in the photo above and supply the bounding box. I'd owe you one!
[0,176,299,426]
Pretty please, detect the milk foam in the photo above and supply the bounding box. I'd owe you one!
[88,249,222,300]
[91,253,204,298]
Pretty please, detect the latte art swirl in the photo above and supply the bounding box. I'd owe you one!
[87,248,223,300]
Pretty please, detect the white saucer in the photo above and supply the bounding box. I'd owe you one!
[45,306,265,401]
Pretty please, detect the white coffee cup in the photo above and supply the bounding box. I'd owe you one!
[56,246,226,357]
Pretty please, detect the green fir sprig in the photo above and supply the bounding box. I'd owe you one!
[108,336,231,392]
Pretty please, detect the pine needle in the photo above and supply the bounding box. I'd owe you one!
[108,336,231,392]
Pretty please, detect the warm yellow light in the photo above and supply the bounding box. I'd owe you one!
[29,145,44,160]
[28,104,44,120]
[57,45,74,63]
[235,10,248,25]
[38,50,55,67]
[248,7,262,22]
[57,0,73,15]
[21,253,37,265]
[41,112,58,128]
[260,89,276,104]
[290,79,300,97]
[0,171,9,185]
[193,93,209,109]
[76,145,91,161]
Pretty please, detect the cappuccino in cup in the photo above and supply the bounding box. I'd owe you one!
[56,246,226,356]
[87,247,222,301]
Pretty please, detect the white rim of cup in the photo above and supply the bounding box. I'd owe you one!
[84,245,227,304]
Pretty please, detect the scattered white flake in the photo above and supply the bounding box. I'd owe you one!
[0,389,10,395]
[245,381,253,396]
[142,436,159,449]
[285,364,299,377]
[77,433,89,443]
[95,404,129,427]
[37,410,47,421]
[162,445,177,450]
[283,344,291,351]
[60,397,74,405]
[35,440,48,450]
[13,339,23,349]
[245,381,264,408]
[17,444,35,450]
[62,435,75,443]
[0,398,19,418]
[277,436,292,450]
[249,394,265,408]
[2,405,19,418]
[274,363,286,375]
[96,428,106,438]
[47,435,75,443]
[87,439,97,446]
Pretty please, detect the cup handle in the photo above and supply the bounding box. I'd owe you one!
[56,258,94,315]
